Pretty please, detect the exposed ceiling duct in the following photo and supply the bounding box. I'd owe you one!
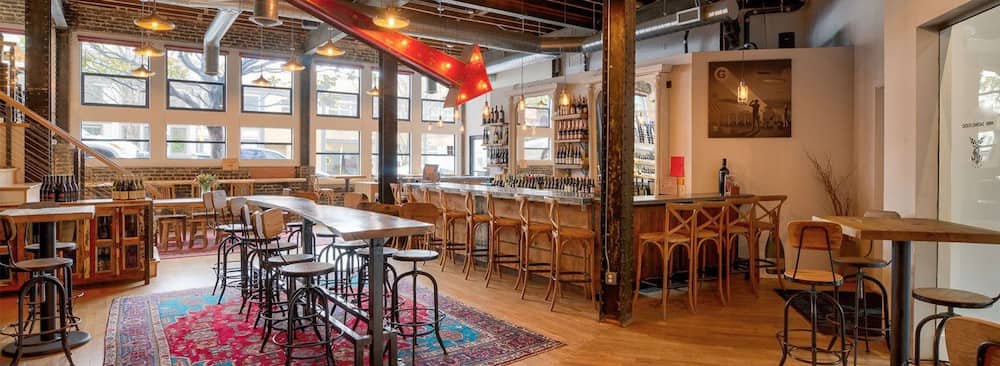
[579,0,740,54]
[203,9,239,75]
[485,52,557,75]
[251,0,282,27]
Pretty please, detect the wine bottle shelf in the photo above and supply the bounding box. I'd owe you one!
[555,138,588,143]
[555,164,587,169]
[484,143,508,148]
[553,113,588,121]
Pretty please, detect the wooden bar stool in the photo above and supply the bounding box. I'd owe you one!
[633,202,699,318]
[777,220,850,366]
[343,192,369,209]
[912,289,999,365]
[434,189,468,271]
[461,191,490,280]
[544,197,597,312]
[724,196,760,297]
[150,184,187,251]
[515,195,554,300]
[399,203,445,251]
[754,195,787,289]
[483,193,522,288]
[943,317,1000,366]
[389,183,406,204]
[694,201,728,308]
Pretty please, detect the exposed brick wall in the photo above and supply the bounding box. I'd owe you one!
[0,0,23,25]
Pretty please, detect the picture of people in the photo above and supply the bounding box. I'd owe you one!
[708,59,792,138]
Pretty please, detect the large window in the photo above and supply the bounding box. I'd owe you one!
[240,127,292,160]
[241,57,292,114]
[421,76,454,123]
[316,64,361,117]
[371,132,411,175]
[1,32,24,86]
[421,133,456,174]
[316,129,360,176]
[81,41,148,107]
[81,121,150,159]
[166,124,226,159]
[524,95,552,128]
[167,49,225,111]
[372,71,411,120]
[523,137,551,161]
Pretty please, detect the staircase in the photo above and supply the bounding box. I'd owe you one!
[0,90,126,205]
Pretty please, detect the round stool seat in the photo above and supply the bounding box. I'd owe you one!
[267,253,315,266]
[215,223,252,233]
[155,214,187,221]
[333,240,368,250]
[913,288,996,309]
[15,257,73,272]
[279,261,337,277]
[833,256,890,268]
[357,247,398,257]
[393,249,439,262]
[783,270,844,286]
[253,241,299,252]
[25,241,78,252]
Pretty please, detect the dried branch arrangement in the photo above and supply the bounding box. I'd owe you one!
[805,152,853,216]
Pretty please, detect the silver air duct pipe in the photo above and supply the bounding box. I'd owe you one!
[251,0,282,27]
[580,0,739,54]
[203,9,239,76]
[485,53,557,75]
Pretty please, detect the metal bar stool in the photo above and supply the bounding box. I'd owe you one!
[777,220,850,366]
[205,191,252,304]
[633,202,700,318]
[514,195,555,300]
[390,249,448,366]
[544,197,597,312]
[484,193,522,288]
[912,289,999,365]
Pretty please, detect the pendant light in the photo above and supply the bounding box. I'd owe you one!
[436,115,445,127]
[366,86,380,96]
[481,99,490,120]
[517,95,526,112]
[134,0,175,32]
[131,60,154,77]
[558,4,572,108]
[374,6,410,30]
[134,43,163,57]
[281,24,305,72]
[516,15,527,113]
[737,49,749,105]
[252,26,272,87]
[316,40,345,57]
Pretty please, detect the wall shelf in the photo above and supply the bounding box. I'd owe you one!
[553,113,588,121]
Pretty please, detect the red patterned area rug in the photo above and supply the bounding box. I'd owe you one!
[104,286,563,365]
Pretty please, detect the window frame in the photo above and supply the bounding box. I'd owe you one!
[420,133,457,174]
[371,132,412,176]
[315,62,362,118]
[240,55,293,115]
[80,121,151,160]
[315,129,362,176]
[371,71,412,121]
[165,47,227,112]
[420,76,455,123]
[522,136,552,161]
[165,124,228,160]
[523,95,552,128]
[79,39,150,108]
[239,127,294,161]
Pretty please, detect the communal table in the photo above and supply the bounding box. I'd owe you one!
[152,197,204,210]
[245,195,433,366]
[0,205,95,357]
[815,216,1000,366]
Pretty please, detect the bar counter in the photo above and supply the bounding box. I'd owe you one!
[409,182,745,205]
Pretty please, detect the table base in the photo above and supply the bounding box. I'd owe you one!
[1,331,91,357]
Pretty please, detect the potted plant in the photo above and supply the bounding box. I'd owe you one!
[805,152,857,257]
[195,173,217,193]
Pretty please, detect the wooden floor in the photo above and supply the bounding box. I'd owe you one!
[0,255,891,366]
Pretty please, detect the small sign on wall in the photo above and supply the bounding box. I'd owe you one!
[221,158,239,171]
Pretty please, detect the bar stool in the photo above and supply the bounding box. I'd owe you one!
[205,191,252,303]
[398,203,445,251]
[357,246,399,317]
[390,249,448,366]
[515,195,554,300]
[461,192,490,280]
[754,195,788,289]
[828,209,898,363]
[186,212,211,249]
[238,204,304,321]
[344,192,369,209]
[724,196,760,297]
[434,189,468,270]
[633,203,699,318]
[283,191,320,245]
[0,218,78,365]
[389,183,406,204]
[24,240,81,331]
[484,193,522,288]
[912,289,999,365]
[317,238,367,301]
[943,317,1000,366]
[156,215,186,251]
[777,220,850,366]
[694,201,728,308]
[544,197,597,312]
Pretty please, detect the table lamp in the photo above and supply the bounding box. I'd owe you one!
[670,156,685,195]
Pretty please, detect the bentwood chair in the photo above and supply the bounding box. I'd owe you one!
[461,191,491,280]
[944,317,1000,366]
[483,193,522,288]
[694,201,727,307]
[435,189,469,270]
[515,195,554,300]
[344,192,369,209]
[724,196,760,297]
[754,195,787,289]
[399,203,445,250]
[633,202,700,318]
[777,220,850,366]
[545,197,597,313]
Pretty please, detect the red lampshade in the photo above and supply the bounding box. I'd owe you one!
[670,156,685,177]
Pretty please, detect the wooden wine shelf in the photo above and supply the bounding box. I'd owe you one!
[487,164,509,168]
[555,164,587,169]
[484,143,508,147]
[553,113,588,121]
[483,123,510,127]
[555,138,588,143]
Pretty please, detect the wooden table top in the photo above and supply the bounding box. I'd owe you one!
[153,198,205,208]
[245,195,433,241]
[815,216,1000,244]
[1,205,96,223]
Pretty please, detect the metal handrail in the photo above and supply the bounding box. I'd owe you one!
[0,91,126,173]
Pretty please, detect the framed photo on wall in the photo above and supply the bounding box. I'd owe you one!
[708,59,792,138]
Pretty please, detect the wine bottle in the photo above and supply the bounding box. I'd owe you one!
[718,159,729,196]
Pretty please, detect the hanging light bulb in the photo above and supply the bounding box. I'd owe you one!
[427,123,432,131]
[134,1,175,31]
[281,55,305,71]
[316,40,345,57]
[559,89,571,107]
[134,42,164,57]
[130,64,155,78]
[460,124,465,132]
[366,86,380,96]
[517,95,526,112]
[453,108,461,123]
[373,7,410,29]
[482,99,490,120]
[437,115,445,127]
[737,80,749,105]
[252,73,271,87]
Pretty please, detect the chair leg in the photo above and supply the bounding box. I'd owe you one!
[688,244,698,313]
[632,242,646,314]
[662,245,671,320]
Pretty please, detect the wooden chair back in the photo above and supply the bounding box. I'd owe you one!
[787,221,843,251]
[239,203,254,232]
[203,190,227,212]
[463,191,475,216]
[390,183,404,203]
[228,197,247,220]
[945,317,1000,366]
[545,198,563,232]
[725,196,759,231]
[399,203,440,225]
[0,216,17,265]
[344,192,369,208]
[254,208,286,240]
[291,191,320,202]
[754,195,786,227]
[358,201,400,216]
[665,203,700,239]
[696,201,727,235]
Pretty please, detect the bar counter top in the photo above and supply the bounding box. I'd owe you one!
[407,182,750,205]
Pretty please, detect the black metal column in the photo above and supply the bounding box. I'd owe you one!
[299,55,314,167]
[377,52,399,204]
[23,0,53,182]
[599,0,636,326]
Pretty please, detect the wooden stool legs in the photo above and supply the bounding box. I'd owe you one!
[517,230,553,300]
[545,237,596,312]
[158,219,186,251]
[484,223,521,288]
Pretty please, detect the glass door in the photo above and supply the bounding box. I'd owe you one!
[938,4,1000,322]
[469,135,487,176]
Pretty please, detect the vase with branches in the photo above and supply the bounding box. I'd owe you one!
[805,152,853,216]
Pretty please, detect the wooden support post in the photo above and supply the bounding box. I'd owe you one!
[599,0,636,326]
[24,0,53,182]
[377,52,399,204]
[299,55,314,168]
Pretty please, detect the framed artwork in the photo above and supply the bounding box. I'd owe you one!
[708,59,792,138]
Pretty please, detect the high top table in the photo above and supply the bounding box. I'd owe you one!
[815,216,1000,366]
[1,205,95,357]
[245,195,433,366]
